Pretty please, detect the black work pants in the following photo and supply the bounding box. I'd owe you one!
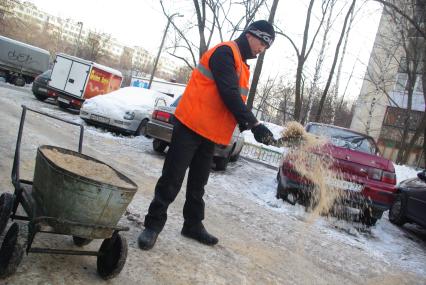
[144,120,215,233]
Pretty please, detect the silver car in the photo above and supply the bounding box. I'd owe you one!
[80,87,172,136]
[146,96,245,171]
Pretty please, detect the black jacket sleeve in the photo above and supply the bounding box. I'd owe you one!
[209,46,258,131]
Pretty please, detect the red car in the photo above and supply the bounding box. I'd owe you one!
[276,122,396,226]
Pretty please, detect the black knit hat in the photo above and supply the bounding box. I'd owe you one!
[246,20,275,48]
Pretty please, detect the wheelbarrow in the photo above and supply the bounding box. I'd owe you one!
[0,105,138,280]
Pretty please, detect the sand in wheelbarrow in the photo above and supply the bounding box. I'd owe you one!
[41,148,133,188]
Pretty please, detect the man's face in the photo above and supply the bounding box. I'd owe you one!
[246,33,267,57]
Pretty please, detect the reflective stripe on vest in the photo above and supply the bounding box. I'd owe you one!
[196,63,248,96]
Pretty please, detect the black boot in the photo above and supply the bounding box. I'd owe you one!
[181,223,218,246]
[138,228,159,250]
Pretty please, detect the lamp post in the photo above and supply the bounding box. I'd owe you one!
[148,13,183,89]
[74,21,83,57]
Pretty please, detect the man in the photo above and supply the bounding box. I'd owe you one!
[138,20,276,250]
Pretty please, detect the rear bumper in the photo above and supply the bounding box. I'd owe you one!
[278,167,395,212]
[80,111,139,134]
[55,92,84,109]
[32,82,57,97]
[146,120,236,158]
[146,120,173,142]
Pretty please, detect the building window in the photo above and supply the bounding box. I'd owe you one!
[394,73,408,92]
[415,75,423,93]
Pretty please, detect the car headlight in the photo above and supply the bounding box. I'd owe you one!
[124,111,135,120]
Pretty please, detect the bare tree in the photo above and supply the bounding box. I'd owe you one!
[331,1,356,123]
[159,0,267,69]
[278,0,332,121]
[246,0,280,110]
[314,0,356,122]
[175,65,192,83]
[119,47,134,72]
[301,0,338,124]
[79,31,112,62]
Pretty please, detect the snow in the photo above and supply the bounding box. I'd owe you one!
[394,164,421,184]
[81,86,173,119]
[240,121,425,275]
[0,84,425,283]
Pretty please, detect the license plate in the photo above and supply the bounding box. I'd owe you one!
[90,114,110,124]
[326,178,363,192]
[58,97,69,104]
[38,87,47,92]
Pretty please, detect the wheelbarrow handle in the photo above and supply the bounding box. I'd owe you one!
[11,105,85,188]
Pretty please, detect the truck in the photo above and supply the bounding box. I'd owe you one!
[131,76,186,98]
[0,35,50,86]
[48,53,123,109]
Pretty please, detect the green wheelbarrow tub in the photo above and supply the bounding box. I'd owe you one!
[32,145,137,239]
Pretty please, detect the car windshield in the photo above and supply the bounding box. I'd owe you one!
[307,125,378,155]
[170,96,182,107]
[41,69,52,78]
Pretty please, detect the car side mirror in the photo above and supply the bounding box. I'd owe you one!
[417,170,426,182]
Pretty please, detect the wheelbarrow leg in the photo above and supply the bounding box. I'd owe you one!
[26,221,40,254]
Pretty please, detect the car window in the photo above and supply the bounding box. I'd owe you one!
[307,125,378,155]
[155,97,168,107]
[41,69,52,77]
[170,96,182,107]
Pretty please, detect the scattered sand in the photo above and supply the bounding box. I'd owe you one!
[41,148,134,188]
[280,121,348,220]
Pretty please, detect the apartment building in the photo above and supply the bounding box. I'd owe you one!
[351,1,425,167]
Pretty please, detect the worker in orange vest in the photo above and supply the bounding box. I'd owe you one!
[138,20,276,250]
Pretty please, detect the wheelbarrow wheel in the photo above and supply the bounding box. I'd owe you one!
[0,223,24,279]
[72,236,93,247]
[97,233,128,280]
[0,193,14,235]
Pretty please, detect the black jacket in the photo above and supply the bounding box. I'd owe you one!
[208,35,258,131]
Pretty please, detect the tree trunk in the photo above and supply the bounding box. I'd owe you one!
[401,114,426,163]
[246,0,279,111]
[314,0,356,122]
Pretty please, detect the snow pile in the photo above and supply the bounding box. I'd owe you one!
[394,164,421,184]
[81,86,173,119]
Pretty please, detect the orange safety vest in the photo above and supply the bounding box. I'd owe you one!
[175,41,250,145]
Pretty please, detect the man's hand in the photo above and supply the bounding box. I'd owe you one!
[251,123,275,145]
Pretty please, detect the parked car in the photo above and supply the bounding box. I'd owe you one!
[31,70,58,101]
[80,86,172,136]
[389,169,426,228]
[145,96,245,171]
[276,122,397,226]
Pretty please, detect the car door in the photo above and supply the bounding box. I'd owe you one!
[406,176,426,224]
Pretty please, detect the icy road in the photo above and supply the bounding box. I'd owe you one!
[0,83,425,285]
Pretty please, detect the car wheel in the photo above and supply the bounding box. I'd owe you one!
[229,147,241,162]
[389,193,407,226]
[153,139,168,153]
[14,77,25,87]
[276,177,288,201]
[135,119,149,136]
[34,93,48,101]
[213,155,230,171]
[359,207,378,227]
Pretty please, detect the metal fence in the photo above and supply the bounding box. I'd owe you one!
[240,142,283,170]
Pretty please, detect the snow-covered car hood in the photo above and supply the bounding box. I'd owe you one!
[81,86,173,119]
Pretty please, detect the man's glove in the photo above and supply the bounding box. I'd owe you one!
[251,124,275,145]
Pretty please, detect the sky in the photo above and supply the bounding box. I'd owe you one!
[26,0,383,102]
